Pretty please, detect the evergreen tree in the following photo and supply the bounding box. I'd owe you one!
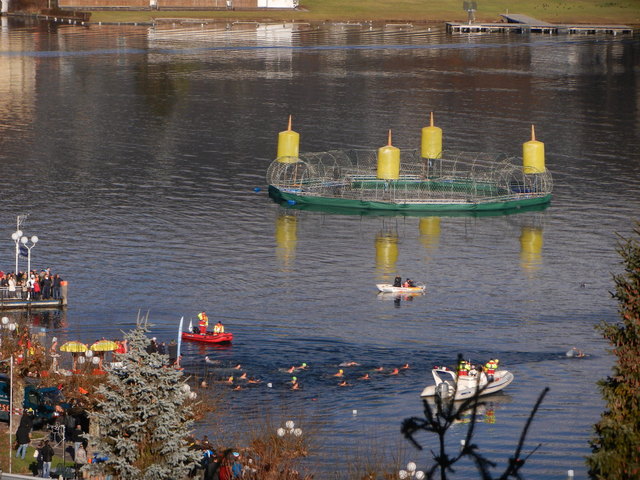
[87,314,201,480]
[588,224,640,479]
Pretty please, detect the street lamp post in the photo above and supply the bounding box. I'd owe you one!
[10,230,22,274]
[1,316,17,475]
[20,235,38,277]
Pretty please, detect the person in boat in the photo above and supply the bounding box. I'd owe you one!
[484,359,497,382]
[198,311,209,335]
[457,359,470,377]
[393,276,402,287]
[213,321,225,334]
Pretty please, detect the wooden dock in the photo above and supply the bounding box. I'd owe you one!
[0,283,68,310]
[447,13,633,35]
[0,298,66,310]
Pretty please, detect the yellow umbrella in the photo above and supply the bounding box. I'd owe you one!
[90,339,119,373]
[59,341,87,372]
[90,339,119,352]
[59,341,87,353]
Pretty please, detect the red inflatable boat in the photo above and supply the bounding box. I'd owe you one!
[181,331,233,344]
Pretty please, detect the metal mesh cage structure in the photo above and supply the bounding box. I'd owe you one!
[267,149,553,209]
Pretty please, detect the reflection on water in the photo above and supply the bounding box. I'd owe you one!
[520,225,544,274]
[275,213,298,271]
[0,17,638,479]
[374,228,399,278]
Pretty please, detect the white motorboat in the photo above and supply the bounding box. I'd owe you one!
[376,283,426,294]
[420,365,514,400]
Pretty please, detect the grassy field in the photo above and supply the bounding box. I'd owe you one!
[88,0,640,25]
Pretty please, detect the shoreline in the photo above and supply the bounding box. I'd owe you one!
[4,0,639,28]
[6,11,639,29]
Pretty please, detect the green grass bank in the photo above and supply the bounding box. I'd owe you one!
[87,0,640,26]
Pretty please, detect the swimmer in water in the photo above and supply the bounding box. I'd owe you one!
[234,364,242,370]
[390,368,399,375]
[292,380,300,390]
[286,366,296,373]
[401,363,410,369]
[233,385,242,391]
[374,366,384,372]
[334,369,344,377]
[339,361,360,367]
[247,378,261,384]
[359,373,370,380]
[291,376,298,384]
[239,372,247,380]
[297,363,308,370]
[226,376,234,384]
[338,380,350,387]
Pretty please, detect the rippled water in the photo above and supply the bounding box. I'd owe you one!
[1,17,639,478]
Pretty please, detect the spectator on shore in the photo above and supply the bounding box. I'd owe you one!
[15,415,32,459]
[74,442,87,478]
[72,424,85,457]
[40,440,55,478]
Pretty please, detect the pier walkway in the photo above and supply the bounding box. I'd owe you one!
[447,13,633,35]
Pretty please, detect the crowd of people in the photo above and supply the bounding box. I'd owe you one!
[13,406,89,478]
[188,436,245,480]
[0,268,64,301]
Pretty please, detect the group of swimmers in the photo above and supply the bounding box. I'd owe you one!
[331,362,410,387]
[206,359,412,391]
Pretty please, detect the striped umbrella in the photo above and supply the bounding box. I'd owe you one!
[59,341,87,353]
[90,339,119,352]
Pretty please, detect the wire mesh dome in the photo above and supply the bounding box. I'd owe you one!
[267,149,552,208]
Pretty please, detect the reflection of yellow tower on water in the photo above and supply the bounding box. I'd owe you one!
[419,217,441,251]
[276,214,297,270]
[520,226,543,274]
[375,230,399,277]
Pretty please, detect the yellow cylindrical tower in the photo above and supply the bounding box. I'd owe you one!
[520,226,543,273]
[375,231,399,275]
[523,125,545,173]
[377,130,400,180]
[277,115,300,163]
[421,112,443,159]
[276,214,297,269]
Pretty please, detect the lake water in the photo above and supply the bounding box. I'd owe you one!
[1,16,639,478]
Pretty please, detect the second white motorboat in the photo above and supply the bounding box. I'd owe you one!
[420,365,514,400]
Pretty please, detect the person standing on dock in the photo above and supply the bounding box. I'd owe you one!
[198,311,209,334]
[42,274,52,299]
[52,274,62,300]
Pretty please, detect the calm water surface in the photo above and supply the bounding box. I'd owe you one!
[1,17,639,478]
